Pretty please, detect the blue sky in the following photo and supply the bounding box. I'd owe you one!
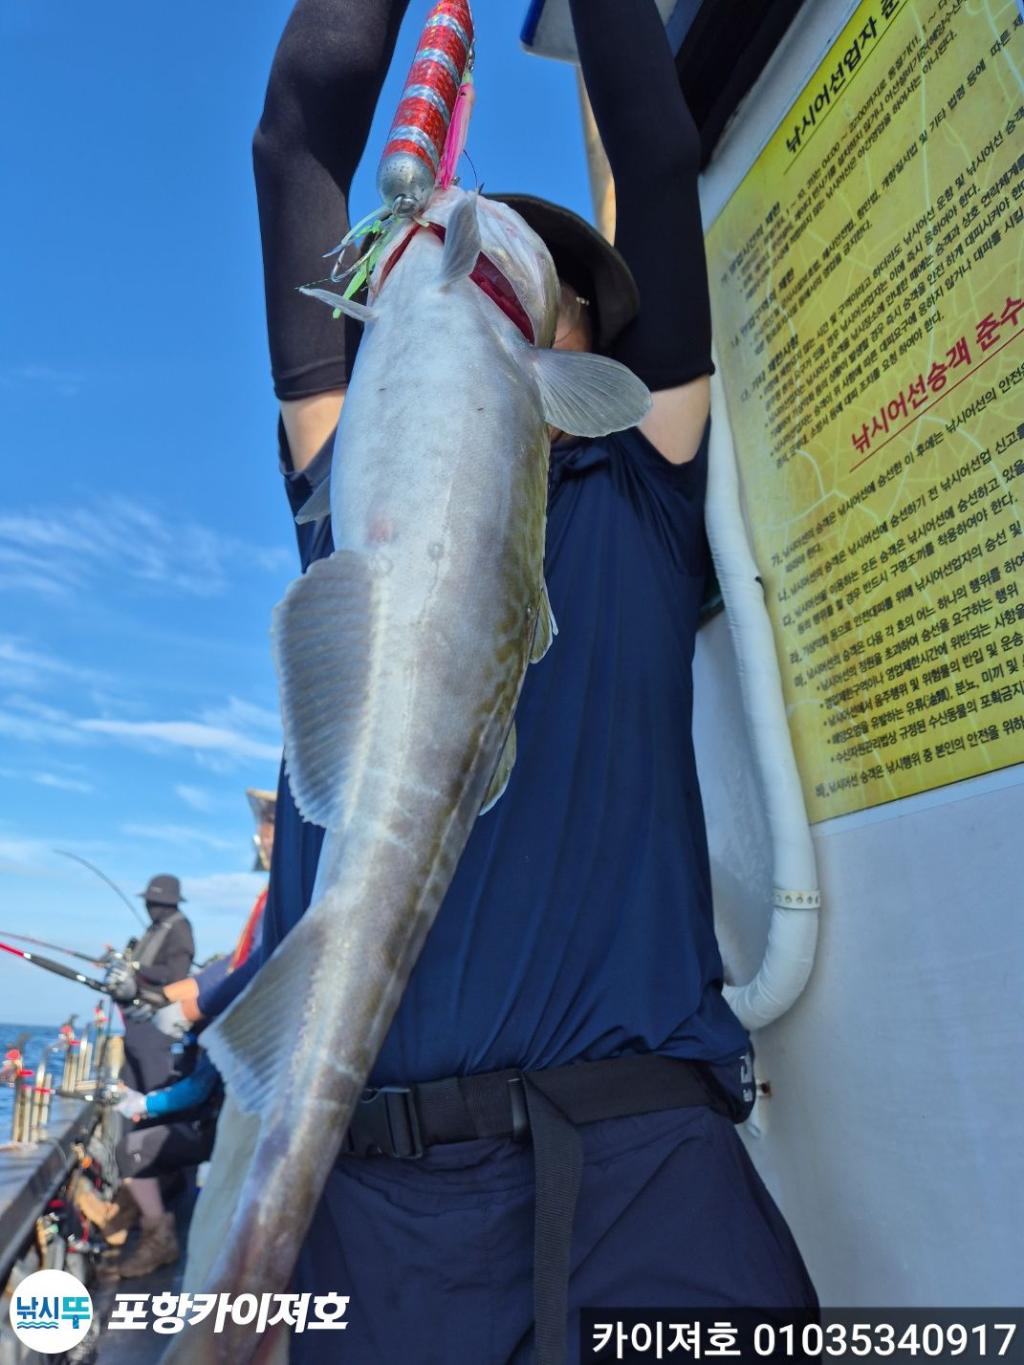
[0,2,591,1024]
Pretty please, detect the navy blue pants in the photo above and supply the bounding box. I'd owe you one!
[292,1071,817,1363]
[120,1017,175,1093]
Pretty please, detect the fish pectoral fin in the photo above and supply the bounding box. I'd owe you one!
[299,285,378,322]
[202,899,332,1117]
[294,477,332,526]
[526,348,652,437]
[272,550,378,828]
[438,191,482,287]
[530,581,558,664]
[480,721,516,815]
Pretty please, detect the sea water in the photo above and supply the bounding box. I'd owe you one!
[0,1022,64,1133]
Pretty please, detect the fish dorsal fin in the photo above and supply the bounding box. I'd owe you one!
[530,581,558,663]
[438,192,482,287]
[526,347,651,437]
[299,285,378,323]
[294,477,331,526]
[480,722,516,815]
[271,550,379,828]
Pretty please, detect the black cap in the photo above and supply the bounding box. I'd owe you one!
[487,193,639,353]
[138,874,184,907]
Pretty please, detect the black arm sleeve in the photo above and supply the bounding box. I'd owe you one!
[568,0,712,390]
[253,0,411,400]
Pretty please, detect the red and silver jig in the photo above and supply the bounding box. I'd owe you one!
[377,0,475,216]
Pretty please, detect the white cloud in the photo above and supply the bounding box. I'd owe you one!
[122,822,238,853]
[0,834,111,877]
[0,548,73,598]
[175,784,217,813]
[78,695,281,767]
[31,772,95,794]
[0,634,280,773]
[0,834,56,875]
[204,697,280,734]
[0,638,109,691]
[0,762,95,795]
[182,871,268,920]
[9,696,77,724]
[0,497,292,600]
[0,706,90,748]
[79,718,280,762]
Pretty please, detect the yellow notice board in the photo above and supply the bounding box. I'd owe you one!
[706,0,1024,821]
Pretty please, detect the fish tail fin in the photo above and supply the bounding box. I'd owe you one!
[438,191,482,286]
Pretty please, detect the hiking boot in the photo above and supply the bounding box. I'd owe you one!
[73,1180,138,1247]
[115,1212,179,1279]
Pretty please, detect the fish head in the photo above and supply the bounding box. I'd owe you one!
[369,186,559,348]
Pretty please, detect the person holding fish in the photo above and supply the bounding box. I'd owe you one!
[179,2,818,1361]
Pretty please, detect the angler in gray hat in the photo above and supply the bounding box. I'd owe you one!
[108,873,195,1092]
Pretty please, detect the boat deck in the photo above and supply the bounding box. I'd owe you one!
[0,1105,197,1364]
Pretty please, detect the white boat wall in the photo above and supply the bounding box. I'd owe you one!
[692,0,1024,1309]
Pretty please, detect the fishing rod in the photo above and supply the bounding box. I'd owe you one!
[1,940,109,992]
[0,940,164,1008]
[0,929,106,967]
[54,849,147,929]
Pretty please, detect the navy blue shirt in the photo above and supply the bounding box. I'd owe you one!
[261,422,748,1084]
[195,907,265,1019]
[193,955,231,1008]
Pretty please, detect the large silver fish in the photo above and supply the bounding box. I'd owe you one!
[186,186,650,1361]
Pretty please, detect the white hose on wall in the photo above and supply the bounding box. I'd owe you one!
[705,355,820,1030]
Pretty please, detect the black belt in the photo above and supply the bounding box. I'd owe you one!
[339,1054,741,1365]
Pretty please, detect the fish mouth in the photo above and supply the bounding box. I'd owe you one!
[375,220,536,344]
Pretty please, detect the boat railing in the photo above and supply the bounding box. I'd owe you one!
[9,1017,120,1146]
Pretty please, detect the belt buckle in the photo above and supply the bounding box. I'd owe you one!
[508,1075,529,1142]
[345,1086,424,1160]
